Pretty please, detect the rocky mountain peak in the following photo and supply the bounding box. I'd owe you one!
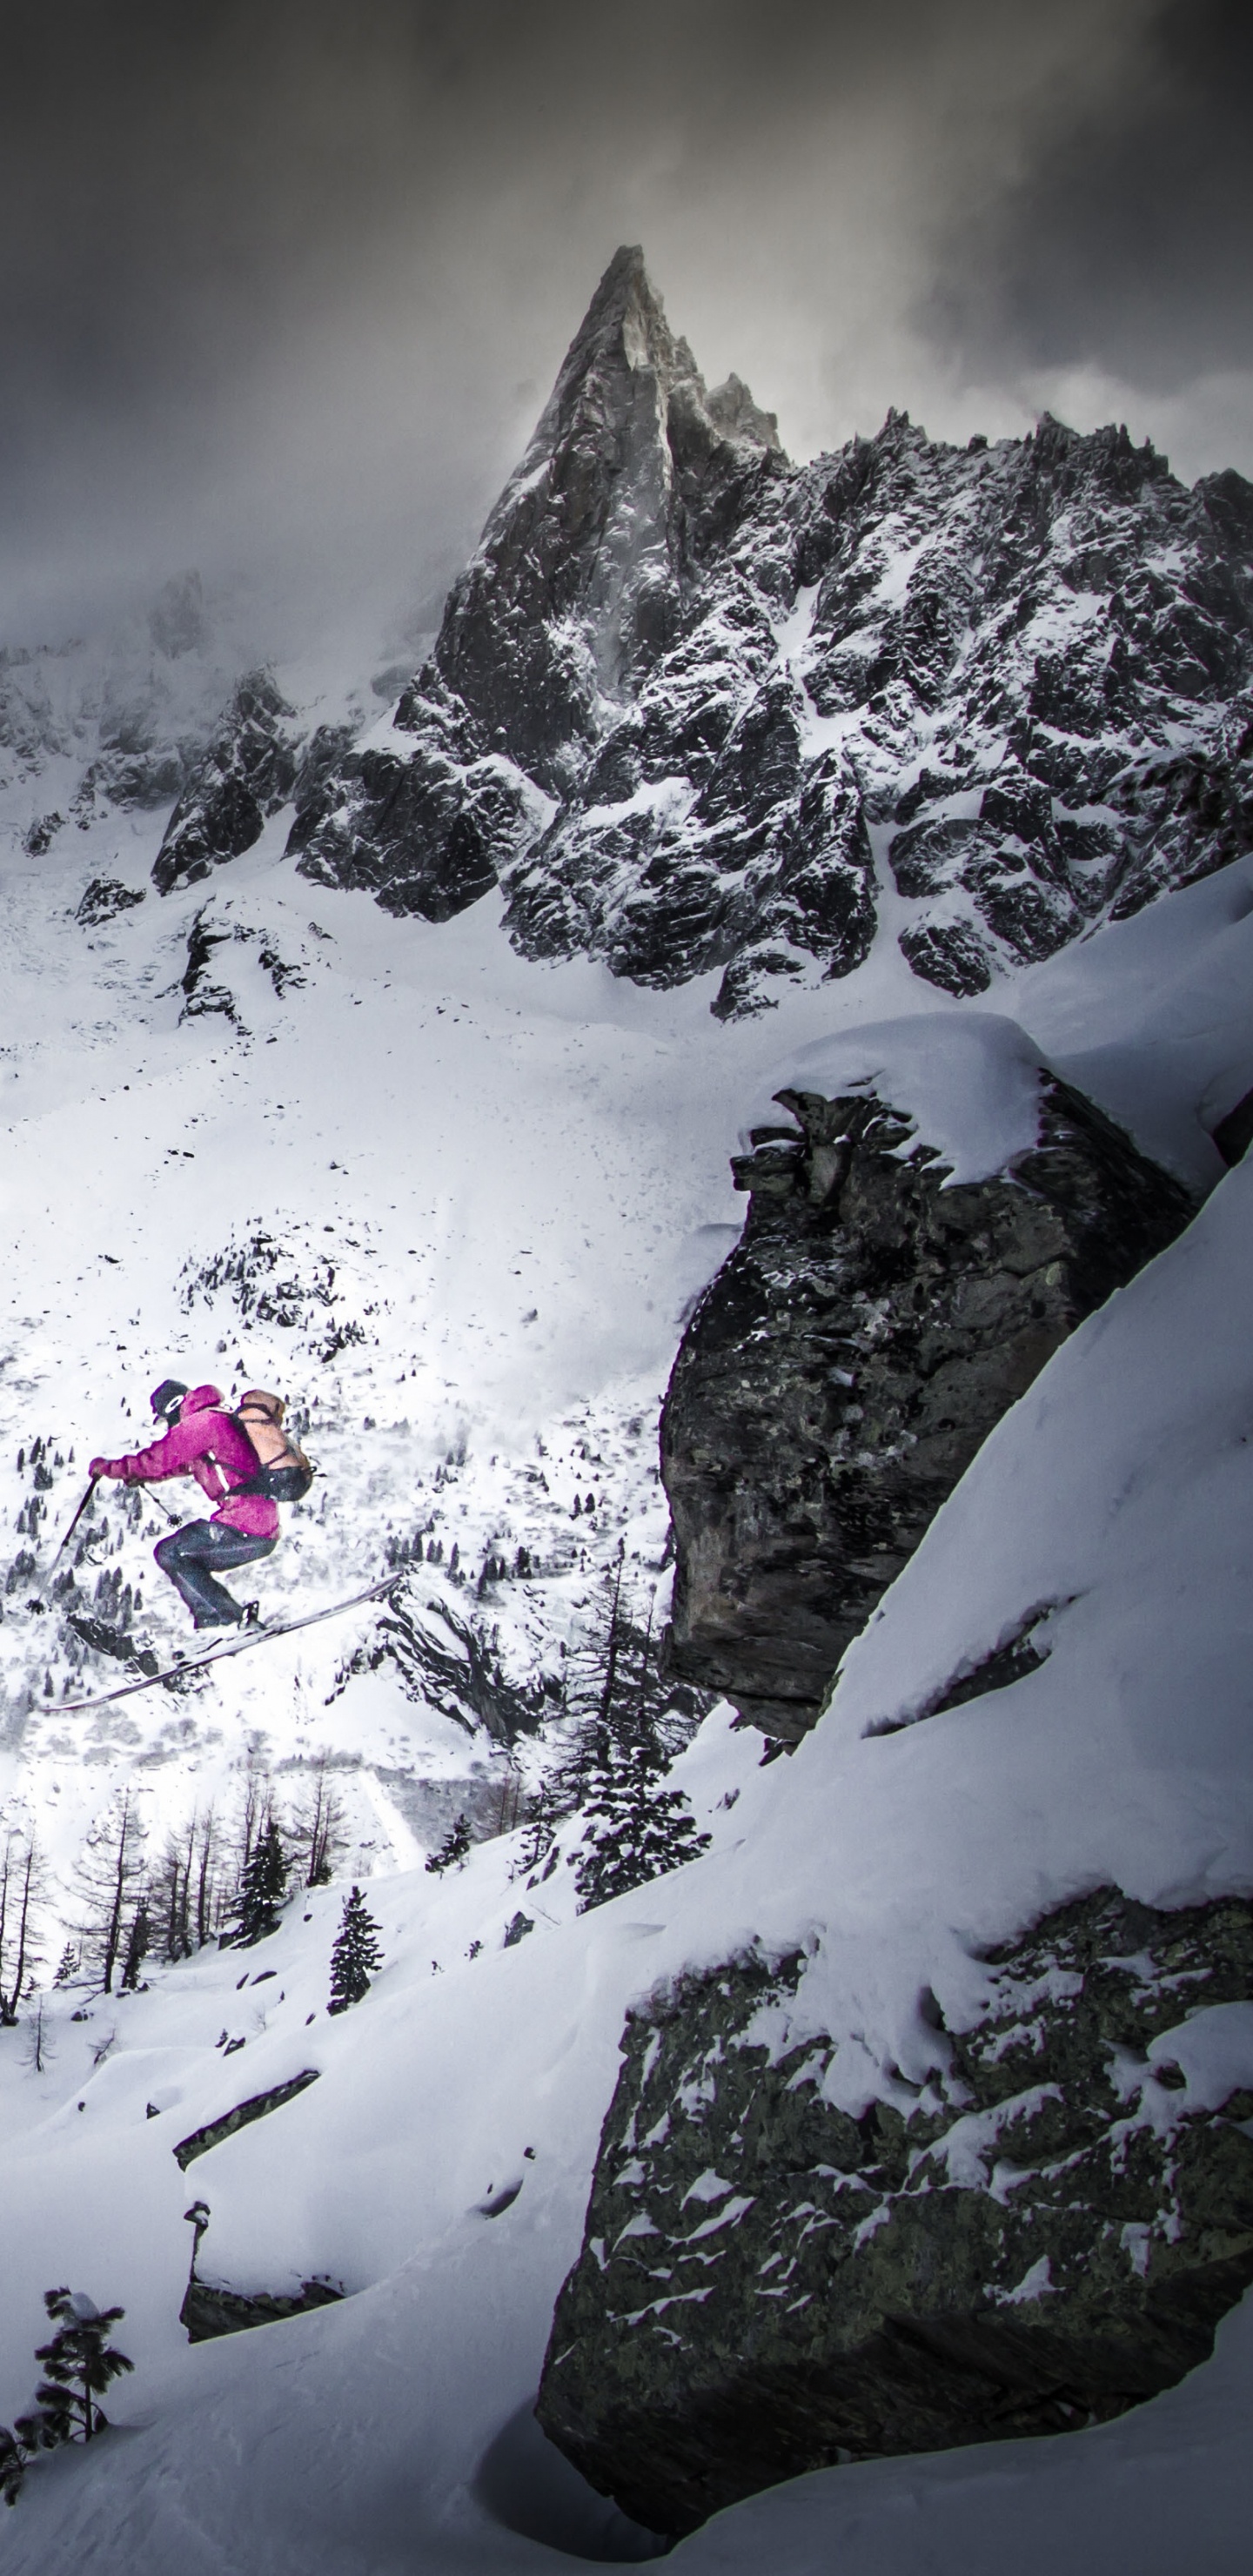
[535,241,682,428]
[704,369,781,451]
[432,245,784,788]
[143,249,1251,1017]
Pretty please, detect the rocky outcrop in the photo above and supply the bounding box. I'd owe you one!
[178,2173,342,2340]
[661,1067,1192,1740]
[75,876,145,928]
[181,2273,342,2343]
[289,677,541,922]
[173,2068,319,2170]
[536,1888,1253,2539]
[335,1587,560,1746]
[152,669,300,895]
[292,250,1253,1011]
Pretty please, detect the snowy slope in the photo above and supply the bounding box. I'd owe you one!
[1,695,1252,2564]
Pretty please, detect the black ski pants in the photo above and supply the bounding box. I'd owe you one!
[153,1519,276,1627]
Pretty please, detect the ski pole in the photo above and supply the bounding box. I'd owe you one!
[29,1475,182,1613]
[48,1477,100,1568]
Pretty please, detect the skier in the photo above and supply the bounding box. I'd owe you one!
[89,1380,283,1630]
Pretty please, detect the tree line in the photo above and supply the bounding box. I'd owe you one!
[0,1751,352,2012]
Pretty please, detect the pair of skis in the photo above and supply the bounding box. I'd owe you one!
[59,1576,400,1714]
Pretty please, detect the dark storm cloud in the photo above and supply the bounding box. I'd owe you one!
[930,0,1253,388]
[0,1,1243,647]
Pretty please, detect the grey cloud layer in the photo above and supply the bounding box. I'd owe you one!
[0,0,1243,644]
[934,0,1253,386]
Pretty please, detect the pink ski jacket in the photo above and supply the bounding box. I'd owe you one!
[90,1385,279,1539]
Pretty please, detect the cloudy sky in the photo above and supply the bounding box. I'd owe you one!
[1,0,1247,647]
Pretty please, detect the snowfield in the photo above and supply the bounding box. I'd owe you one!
[0,734,1251,2566]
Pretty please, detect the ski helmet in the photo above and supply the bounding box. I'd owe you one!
[151,1378,189,1427]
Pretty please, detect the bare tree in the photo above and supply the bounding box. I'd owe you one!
[238,1753,268,1882]
[70,1793,146,1995]
[151,1806,222,1962]
[118,1895,150,1991]
[0,1833,44,2026]
[154,1829,192,1964]
[194,1805,219,1947]
[22,2003,54,2073]
[294,1754,348,1888]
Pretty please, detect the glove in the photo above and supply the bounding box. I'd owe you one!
[88,1457,110,1480]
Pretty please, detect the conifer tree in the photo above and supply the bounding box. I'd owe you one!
[328,1886,382,2012]
[425,1813,472,1875]
[16,2290,132,2449]
[513,1784,559,1882]
[232,1815,288,1943]
[573,1723,711,1914]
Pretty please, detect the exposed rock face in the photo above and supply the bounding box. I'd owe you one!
[173,2069,320,2170]
[288,681,541,922]
[536,1889,1253,2539]
[181,2273,342,2343]
[661,1071,1192,1740]
[293,250,1253,1011]
[334,1587,561,1746]
[152,669,299,895]
[75,876,145,928]
[436,246,782,793]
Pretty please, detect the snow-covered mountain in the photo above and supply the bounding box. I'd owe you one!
[0,249,1250,2575]
[285,246,1253,1016]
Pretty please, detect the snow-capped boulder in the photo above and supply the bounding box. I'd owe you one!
[660,1019,1192,1738]
[536,1887,1253,2537]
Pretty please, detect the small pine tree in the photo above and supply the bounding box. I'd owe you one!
[232,1816,288,1944]
[573,1727,711,1913]
[513,1785,559,1882]
[425,1813,472,1875]
[51,1942,78,1988]
[17,2289,132,2449]
[327,1887,382,2013]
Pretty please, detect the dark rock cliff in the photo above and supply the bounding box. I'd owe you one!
[284,250,1253,1011]
[660,1066,1192,1741]
[152,669,299,896]
[535,1889,1253,2538]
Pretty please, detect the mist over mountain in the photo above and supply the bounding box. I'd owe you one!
[0,0,1249,648]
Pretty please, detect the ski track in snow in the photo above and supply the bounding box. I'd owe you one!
[0,775,1251,2568]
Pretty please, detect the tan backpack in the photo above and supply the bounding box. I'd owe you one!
[235,1390,315,1502]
